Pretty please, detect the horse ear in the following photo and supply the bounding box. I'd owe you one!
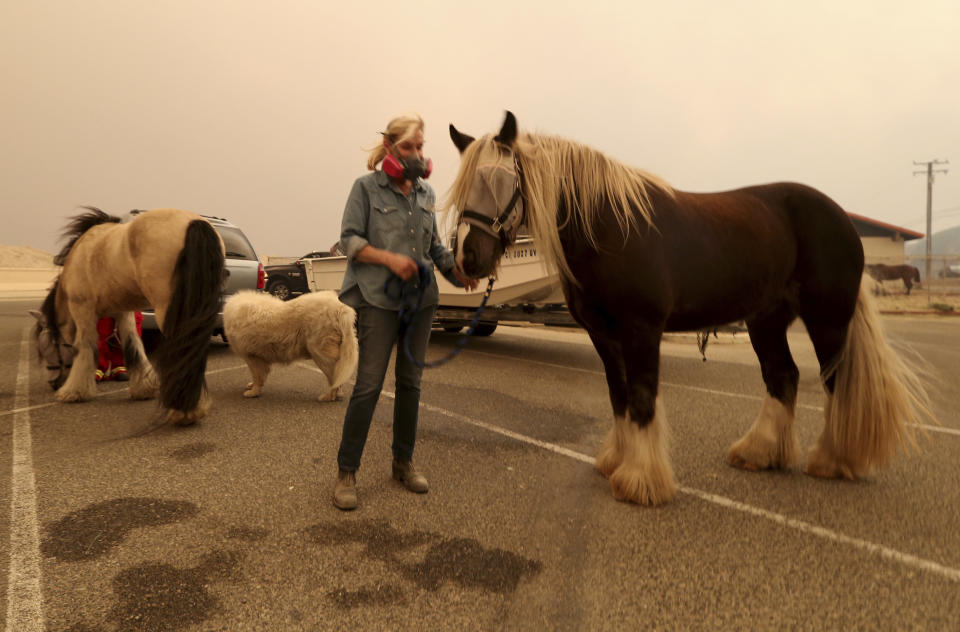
[449,124,475,154]
[28,309,44,323]
[494,111,517,147]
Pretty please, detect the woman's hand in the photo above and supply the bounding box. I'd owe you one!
[453,265,479,291]
[388,253,420,281]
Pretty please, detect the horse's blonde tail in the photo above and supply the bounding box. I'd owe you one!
[809,279,934,478]
[329,303,358,392]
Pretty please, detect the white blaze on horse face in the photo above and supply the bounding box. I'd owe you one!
[455,222,471,270]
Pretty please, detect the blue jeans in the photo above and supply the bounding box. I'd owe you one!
[337,301,436,472]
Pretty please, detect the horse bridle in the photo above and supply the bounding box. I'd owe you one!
[459,156,526,248]
[51,341,74,373]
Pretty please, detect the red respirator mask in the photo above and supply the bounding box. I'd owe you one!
[382,151,433,181]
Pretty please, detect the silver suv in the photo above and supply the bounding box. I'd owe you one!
[127,211,265,350]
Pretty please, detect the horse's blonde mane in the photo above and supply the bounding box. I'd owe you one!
[445,132,674,284]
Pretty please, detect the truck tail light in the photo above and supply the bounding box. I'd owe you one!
[257,263,266,289]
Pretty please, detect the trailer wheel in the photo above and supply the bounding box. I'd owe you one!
[472,322,497,336]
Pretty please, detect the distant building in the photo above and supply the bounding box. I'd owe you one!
[846,212,923,264]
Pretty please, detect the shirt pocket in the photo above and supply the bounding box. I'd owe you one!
[369,204,405,246]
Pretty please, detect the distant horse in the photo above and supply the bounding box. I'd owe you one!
[447,112,932,505]
[32,207,225,425]
[866,263,921,295]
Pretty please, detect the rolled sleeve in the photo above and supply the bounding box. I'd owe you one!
[340,179,371,260]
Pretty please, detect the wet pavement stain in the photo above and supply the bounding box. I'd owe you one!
[107,549,242,632]
[306,518,438,561]
[326,584,406,609]
[406,537,543,594]
[42,497,199,562]
[225,525,270,541]
[306,519,543,606]
[169,441,216,462]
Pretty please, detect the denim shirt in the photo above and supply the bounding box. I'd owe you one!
[339,170,459,311]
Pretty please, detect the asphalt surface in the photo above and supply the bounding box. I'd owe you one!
[1,298,959,631]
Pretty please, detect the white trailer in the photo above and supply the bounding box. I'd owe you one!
[303,237,575,335]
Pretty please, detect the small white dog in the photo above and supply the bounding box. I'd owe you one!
[223,290,358,401]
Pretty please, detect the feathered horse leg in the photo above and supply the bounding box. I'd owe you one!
[115,311,157,400]
[54,303,98,403]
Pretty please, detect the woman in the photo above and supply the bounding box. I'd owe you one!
[334,113,477,510]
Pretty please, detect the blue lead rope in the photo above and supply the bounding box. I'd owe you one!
[384,262,495,369]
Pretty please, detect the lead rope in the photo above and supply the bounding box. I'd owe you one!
[696,328,718,362]
[386,265,495,369]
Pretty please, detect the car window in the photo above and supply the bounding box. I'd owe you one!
[216,226,258,260]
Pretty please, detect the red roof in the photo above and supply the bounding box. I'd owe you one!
[846,212,924,240]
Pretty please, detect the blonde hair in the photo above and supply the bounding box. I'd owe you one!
[366,113,425,171]
[445,132,673,284]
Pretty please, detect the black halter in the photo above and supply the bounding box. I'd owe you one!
[46,338,74,372]
[460,159,525,247]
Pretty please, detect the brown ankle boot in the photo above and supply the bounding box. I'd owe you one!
[333,469,357,510]
[392,459,428,494]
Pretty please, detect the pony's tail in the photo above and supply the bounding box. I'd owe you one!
[813,278,934,478]
[914,266,922,286]
[328,303,358,392]
[154,220,225,416]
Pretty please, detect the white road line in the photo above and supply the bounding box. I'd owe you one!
[6,329,45,631]
[375,389,960,584]
[465,348,960,435]
[0,363,247,419]
[0,361,247,627]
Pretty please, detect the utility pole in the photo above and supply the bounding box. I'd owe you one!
[913,159,949,289]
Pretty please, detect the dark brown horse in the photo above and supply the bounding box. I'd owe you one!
[446,111,933,506]
[866,263,921,295]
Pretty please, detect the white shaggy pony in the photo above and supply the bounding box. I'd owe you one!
[223,290,358,401]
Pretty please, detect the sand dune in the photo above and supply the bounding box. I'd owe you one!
[0,245,55,268]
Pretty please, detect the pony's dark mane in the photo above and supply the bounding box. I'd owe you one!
[53,206,122,266]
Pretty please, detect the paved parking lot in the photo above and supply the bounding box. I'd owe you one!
[2,297,959,630]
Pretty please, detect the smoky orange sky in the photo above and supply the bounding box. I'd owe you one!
[2,0,958,258]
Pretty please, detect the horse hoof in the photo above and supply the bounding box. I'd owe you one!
[608,463,677,506]
[803,460,856,480]
[317,391,337,402]
[128,385,157,400]
[165,409,204,426]
[594,460,616,480]
[594,432,623,479]
[242,390,260,398]
[805,441,861,480]
[727,453,763,472]
[55,390,88,403]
